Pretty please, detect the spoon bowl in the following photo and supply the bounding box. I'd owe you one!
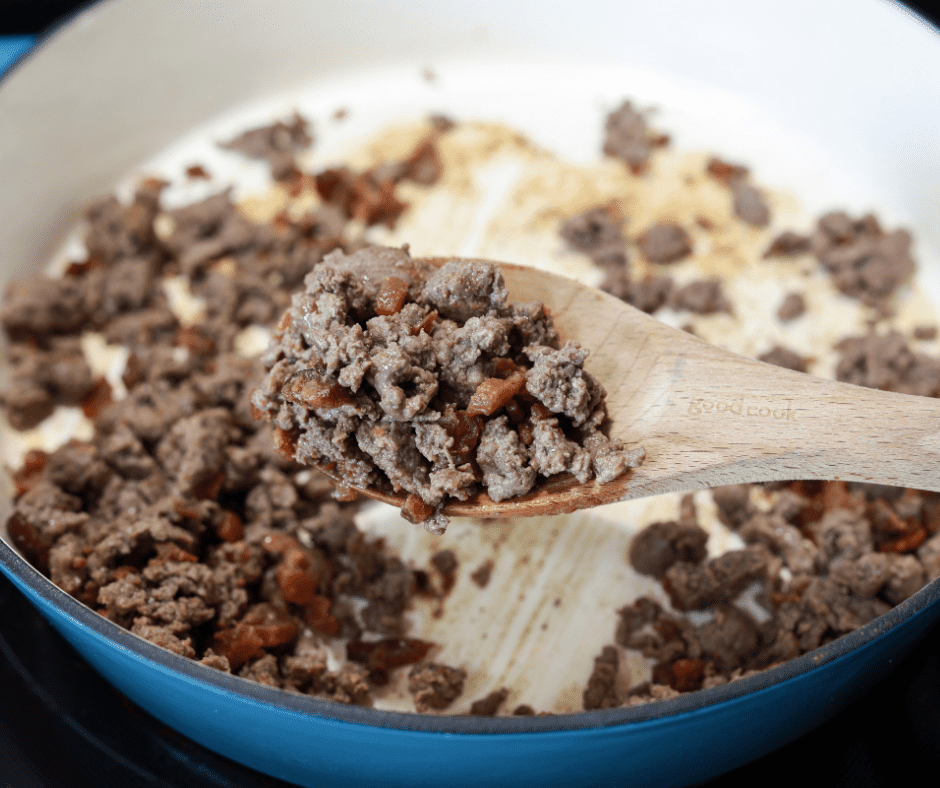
[326,259,940,517]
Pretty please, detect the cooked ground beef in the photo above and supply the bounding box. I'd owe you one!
[250,246,645,531]
[758,345,812,373]
[628,519,709,578]
[469,687,511,716]
[602,101,669,174]
[731,182,771,227]
[776,292,807,322]
[407,662,467,711]
[220,113,313,181]
[0,115,478,710]
[582,645,620,710]
[637,222,692,265]
[605,475,939,704]
[763,230,811,259]
[668,278,731,315]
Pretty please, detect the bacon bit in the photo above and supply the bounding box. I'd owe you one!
[216,511,244,543]
[122,352,144,389]
[503,398,526,425]
[79,377,113,419]
[493,357,520,378]
[173,499,203,520]
[374,275,410,316]
[174,326,216,356]
[303,595,339,635]
[112,565,138,581]
[273,427,299,459]
[924,501,940,536]
[467,373,526,417]
[878,528,927,553]
[415,309,438,335]
[530,401,551,420]
[281,369,353,409]
[400,493,435,525]
[355,178,408,228]
[821,480,852,512]
[696,216,715,231]
[314,166,408,228]
[148,543,199,566]
[346,637,435,685]
[277,564,319,605]
[430,549,458,596]
[70,556,88,570]
[275,309,294,334]
[262,532,300,555]
[516,422,534,445]
[869,499,910,536]
[332,485,358,503]
[6,514,50,571]
[185,164,211,180]
[65,257,103,277]
[275,543,331,605]
[11,448,48,497]
[79,582,99,607]
[668,658,706,692]
[706,157,748,184]
[192,470,225,501]
[272,209,292,230]
[440,409,484,465]
[769,590,802,606]
[212,603,298,669]
[314,167,352,205]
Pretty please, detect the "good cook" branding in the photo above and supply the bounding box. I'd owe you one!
[687,397,796,421]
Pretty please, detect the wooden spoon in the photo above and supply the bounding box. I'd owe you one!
[323,260,940,518]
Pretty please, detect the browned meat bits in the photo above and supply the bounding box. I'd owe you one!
[250,246,645,532]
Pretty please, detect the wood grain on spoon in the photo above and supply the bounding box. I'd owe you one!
[325,260,940,518]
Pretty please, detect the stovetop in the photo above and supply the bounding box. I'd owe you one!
[2,566,939,788]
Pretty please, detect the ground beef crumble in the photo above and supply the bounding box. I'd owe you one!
[568,105,939,711]
[0,114,479,711]
[599,477,940,704]
[250,246,645,532]
[765,211,915,309]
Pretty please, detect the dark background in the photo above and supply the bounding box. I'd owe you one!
[0,0,939,34]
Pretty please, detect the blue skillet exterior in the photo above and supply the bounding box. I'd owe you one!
[4,536,940,788]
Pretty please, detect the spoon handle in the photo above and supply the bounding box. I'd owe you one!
[498,263,940,504]
[606,327,940,497]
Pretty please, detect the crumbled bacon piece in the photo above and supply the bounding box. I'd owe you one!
[346,637,435,684]
[400,493,435,525]
[466,373,526,417]
[375,276,410,316]
[281,370,352,409]
[212,603,298,669]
